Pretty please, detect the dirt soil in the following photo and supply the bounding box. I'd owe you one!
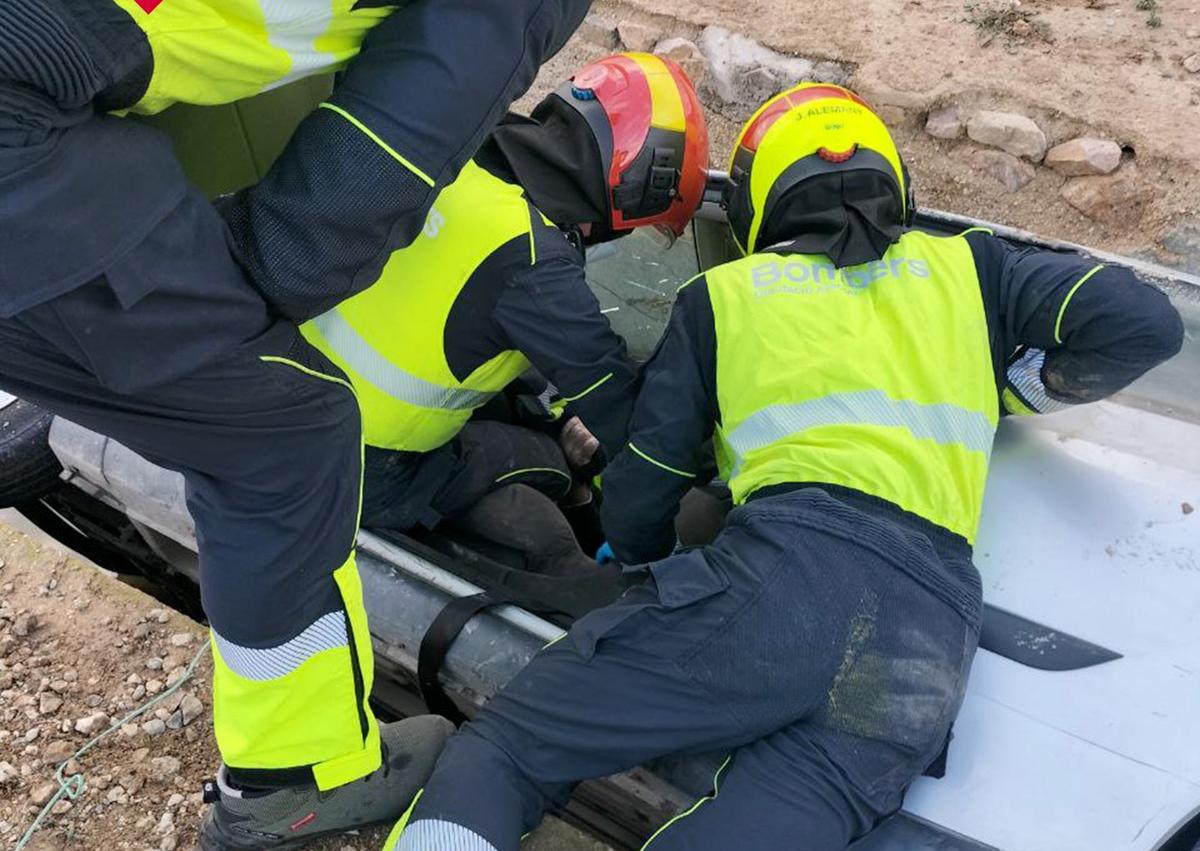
[525,0,1200,264]
[0,523,609,851]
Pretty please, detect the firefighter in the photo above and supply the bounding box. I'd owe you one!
[304,53,708,587]
[385,84,1184,850]
[0,1,590,847]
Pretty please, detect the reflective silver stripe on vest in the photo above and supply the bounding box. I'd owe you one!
[726,389,994,476]
[260,0,337,90]
[394,820,499,851]
[312,310,494,411]
[212,611,347,681]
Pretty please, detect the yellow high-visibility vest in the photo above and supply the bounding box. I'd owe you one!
[111,0,393,114]
[302,161,536,452]
[705,230,999,542]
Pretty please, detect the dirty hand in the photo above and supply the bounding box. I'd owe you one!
[560,416,600,468]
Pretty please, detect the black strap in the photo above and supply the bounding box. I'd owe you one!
[418,592,507,725]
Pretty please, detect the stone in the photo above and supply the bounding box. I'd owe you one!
[167,792,185,808]
[1160,221,1200,274]
[925,105,964,139]
[149,609,170,625]
[576,14,619,50]
[1184,54,1200,73]
[697,26,850,107]
[119,723,139,738]
[48,680,68,694]
[50,799,71,816]
[40,740,73,766]
[162,653,187,673]
[1060,166,1150,227]
[155,810,175,834]
[12,615,37,638]
[131,747,150,764]
[654,37,709,89]
[616,21,659,52]
[0,760,17,784]
[73,712,109,736]
[142,718,166,737]
[160,836,178,851]
[966,110,1048,161]
[179,694,204,727]
[37,694,62,716]
[145,679,164,696]
[149,756,182,782]
[145,656,163,671]
[168,633,192,648]
[29,781,56,806]
[1045,137,1122,176]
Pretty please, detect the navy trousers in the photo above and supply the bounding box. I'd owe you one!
[397,489,981,851]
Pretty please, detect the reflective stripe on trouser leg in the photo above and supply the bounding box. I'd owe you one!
[211,552,380,790]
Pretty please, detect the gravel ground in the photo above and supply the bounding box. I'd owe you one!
[0,522,609,851]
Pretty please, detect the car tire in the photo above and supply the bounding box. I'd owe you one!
[0,398,63,508]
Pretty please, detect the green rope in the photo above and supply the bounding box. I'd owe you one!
[15,642,210,850]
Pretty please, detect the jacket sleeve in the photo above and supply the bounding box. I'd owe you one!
[966,230,1184,414]
[600,278,719,565]
[220,0,590,321]
[493,228,639,461]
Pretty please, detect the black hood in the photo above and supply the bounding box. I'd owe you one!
[758,170,906,268]
[475,94,609,228]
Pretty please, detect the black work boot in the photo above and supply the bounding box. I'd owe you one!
[198,715,454,850]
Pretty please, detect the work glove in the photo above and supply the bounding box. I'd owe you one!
[1002,348,1077,416]
[595,541,616,565]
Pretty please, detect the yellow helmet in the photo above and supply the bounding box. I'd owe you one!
[723,83,913,257]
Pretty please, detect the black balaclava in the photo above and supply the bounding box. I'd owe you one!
[757,170,906,268]
[475,94,610,230]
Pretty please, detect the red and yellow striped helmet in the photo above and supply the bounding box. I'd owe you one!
[555,53,709,240]
[724,83,912,254]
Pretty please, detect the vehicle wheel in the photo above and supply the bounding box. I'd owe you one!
[0,393,64,508]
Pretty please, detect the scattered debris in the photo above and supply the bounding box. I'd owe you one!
[1183,502,1194,515]
[925,105,965,140]
[1044,137,1123,176]
[966,110,1048,161]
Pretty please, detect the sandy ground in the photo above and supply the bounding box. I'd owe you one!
[0,522,609,851]
[524,0,1200,263]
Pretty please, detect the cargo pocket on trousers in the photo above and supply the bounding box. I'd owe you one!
[568,549,730,662]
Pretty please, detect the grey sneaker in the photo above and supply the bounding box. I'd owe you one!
[198,715,454,850]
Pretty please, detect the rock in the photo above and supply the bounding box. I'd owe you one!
[131,747,150,764]
[654,37,709,89]
[160,836,178,851]
[1187,28,1200,38]
[180,693,204,727]
[48,680,68,694]
[37,694,62,716]
[149,609,170,625]
[166,667,187,686]
[0,760,18,784]
[1184,54,1200,74]
[40,740,73,766]
[1060,166,1150,227]
[616,21,659,52]
[84,694,102,708]
[23,727,40,743]
[167,792,185,808]
[119,723,139,738]
[168,633,192,648]
[162,653,187,673]
[145,679,164,696]
[73,712,109,736]
[697,26,850,108]
[30,781,57,806]
[966,110,1048,161]
[1045,137,1122,176]
[149,756,182,782]
[145,657,163,671]
[155,810,175,834]
[576,14,619,49]
[12,614,37,638]
[1160,221,1200,274]
[142,718,166,736]
[131,684,146,701]
[925,105,964,140]
[105,785,127,805]
[50,799,72,816]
